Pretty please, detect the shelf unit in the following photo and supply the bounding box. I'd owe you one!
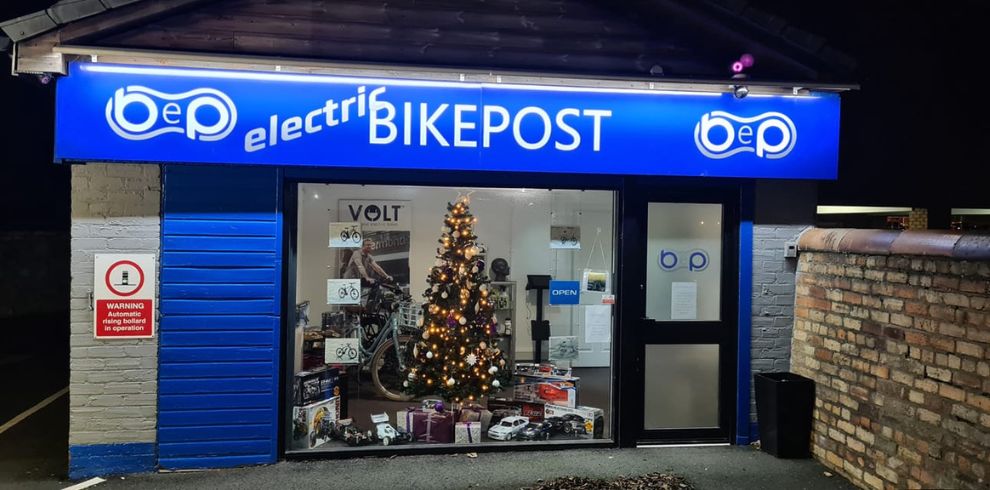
[490,280,516,362]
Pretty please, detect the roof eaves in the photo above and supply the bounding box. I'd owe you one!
[0,0,145,43]
[0,10,58,43]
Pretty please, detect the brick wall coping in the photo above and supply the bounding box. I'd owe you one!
[798,228,990,260]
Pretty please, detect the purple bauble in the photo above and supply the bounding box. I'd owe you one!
[434,401,445,412]
[447,316,458,328]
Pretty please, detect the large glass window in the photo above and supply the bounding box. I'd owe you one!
[289,183,615,452]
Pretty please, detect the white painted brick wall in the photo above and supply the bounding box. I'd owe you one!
[70,164,160,445]
[750,224,807,422]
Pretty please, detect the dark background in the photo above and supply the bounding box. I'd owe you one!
[4,1,990,221]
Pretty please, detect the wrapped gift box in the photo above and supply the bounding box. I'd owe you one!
[455,421,482,444]
[291,396,339,449]
[543,404,605,439]
[396,408,454,444]
[292,366,342,406]
[457,403,493,431]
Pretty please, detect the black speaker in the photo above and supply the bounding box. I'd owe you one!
[531,319,550,341]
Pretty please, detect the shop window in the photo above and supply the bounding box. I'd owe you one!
[289,183,615,452]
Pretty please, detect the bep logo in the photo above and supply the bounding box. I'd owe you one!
[658,249,710,272]
[694,111,796,160]
[105,86,237,142]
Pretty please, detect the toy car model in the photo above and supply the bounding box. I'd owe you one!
[489,408,521,427]
[371,413,412,446]
[559,413,589,435]
[332,419,375,446]
[543,416,569,435]
[516,421,554,441]
[487,415,530,441]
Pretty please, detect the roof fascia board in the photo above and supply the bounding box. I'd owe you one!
[53,44,858,92]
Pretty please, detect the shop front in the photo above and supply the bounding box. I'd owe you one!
[45,57,841,473]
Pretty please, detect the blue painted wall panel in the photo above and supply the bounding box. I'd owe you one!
[160,331,275,347]
[159,346,273,363]
[69,443,156,480]
[159,315,278,331]
[160,284,276,300]
[163,220,278,236]
[158,424,274,443]
[159,361,275,379]
[162,268,277,284]
[161,252,278,267]
[159,408,274,427]
[159,377,274,395]
[159,165,281,470]
[162,236,277,252]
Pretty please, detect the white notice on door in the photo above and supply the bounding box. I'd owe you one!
[584,305,611,344]
[670,282,698,320]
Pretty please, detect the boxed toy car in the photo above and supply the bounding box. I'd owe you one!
[488,399,545,422]
[292,366,343,406]
[454,421,483,444]
[396,408,454,444]
[537,382,577,408]
[543,404,605,439]
[291,396,339,449]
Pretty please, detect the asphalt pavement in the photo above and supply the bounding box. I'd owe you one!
[84,445,853,490]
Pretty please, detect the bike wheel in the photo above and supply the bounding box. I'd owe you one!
[353,231,362,242]
[370,335,415,402]
[349,288,360,300]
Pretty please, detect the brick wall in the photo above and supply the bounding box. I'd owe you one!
[69,164,160,477]
[793,230,990,490]
[751,224,806,424]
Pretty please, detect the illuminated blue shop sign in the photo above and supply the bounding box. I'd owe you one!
[55,63,840,179]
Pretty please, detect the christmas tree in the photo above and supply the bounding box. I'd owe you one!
[404,195,512,402]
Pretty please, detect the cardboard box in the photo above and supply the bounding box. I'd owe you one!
[457,404,493,432]
[488,399,545,422]
[537,382,577,408]
[543,404,605,439]
[291,397,340,449]
[455,421,483,444]
[292,366,342,406]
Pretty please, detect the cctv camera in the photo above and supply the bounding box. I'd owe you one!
[732,85,749,99]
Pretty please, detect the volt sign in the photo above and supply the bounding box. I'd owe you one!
[55,62,840,179]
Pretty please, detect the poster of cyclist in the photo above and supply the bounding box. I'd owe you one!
[327,278,362,305]
[550,225,581,249]
[336,200,412,286]
[328,222,363,248]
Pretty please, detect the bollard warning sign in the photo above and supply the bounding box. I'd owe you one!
[94,254,155,339]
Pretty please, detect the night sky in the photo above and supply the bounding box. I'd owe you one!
[2,0,988,231]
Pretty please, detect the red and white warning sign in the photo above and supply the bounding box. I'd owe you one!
[94,254,156,339]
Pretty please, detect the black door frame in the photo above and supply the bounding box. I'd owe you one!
[617,177,740,446]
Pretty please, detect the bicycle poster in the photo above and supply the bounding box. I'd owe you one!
[327,278,362,305]
[550,225,581,249]
[337,199,412,285]
[324,338,361,364]
[328,222,363,248]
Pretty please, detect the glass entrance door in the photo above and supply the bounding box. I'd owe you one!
[618,182,738,444]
